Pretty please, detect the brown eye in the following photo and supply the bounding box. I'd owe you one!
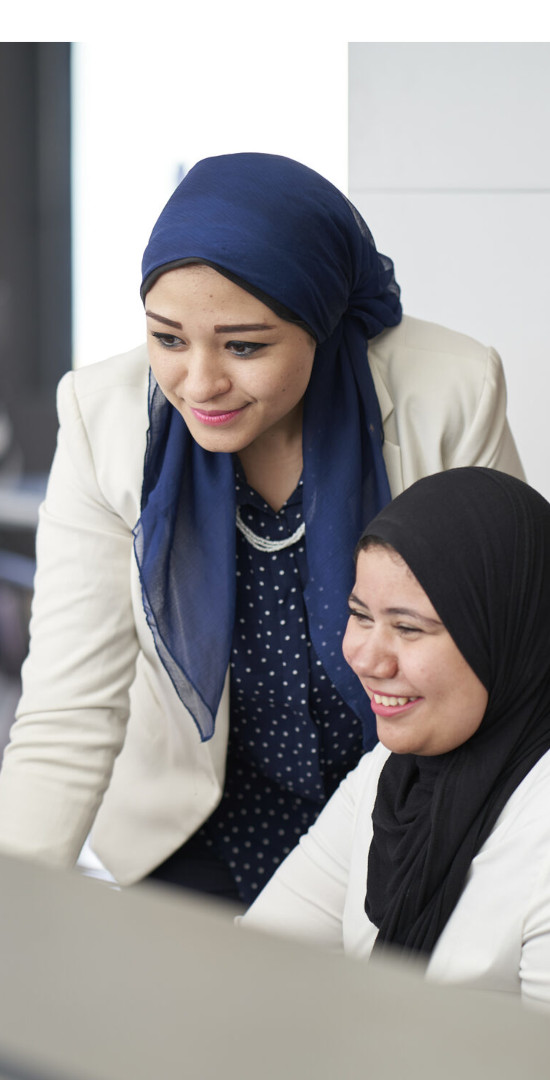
[226,341,264,357]
[151,332,182,348]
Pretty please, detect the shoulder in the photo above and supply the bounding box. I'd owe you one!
[368,314,501,397]
[368,315,521,487]
[369,313,493,362]
[57,344,150,447]
[484,751,550,915]
[499,750,550,830]
[481,750,550,868]
[55,345,151,521]
[58,343,150,409]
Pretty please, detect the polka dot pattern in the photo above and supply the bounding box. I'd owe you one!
[192,465,363,903]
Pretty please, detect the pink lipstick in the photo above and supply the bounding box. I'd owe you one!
[190,406,246,426]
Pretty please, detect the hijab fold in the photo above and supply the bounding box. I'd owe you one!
[134,153,402,741]
[363,468,550,955]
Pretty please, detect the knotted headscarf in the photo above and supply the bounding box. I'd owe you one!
[362,467,550,955]
[135,152,402,740]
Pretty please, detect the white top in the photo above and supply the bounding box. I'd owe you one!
[243,743,550,1009]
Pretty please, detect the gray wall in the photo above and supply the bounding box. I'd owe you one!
[349,43,550,498]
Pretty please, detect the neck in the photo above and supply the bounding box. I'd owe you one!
[238,416,303,512]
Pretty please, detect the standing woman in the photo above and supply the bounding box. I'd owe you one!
[0,154,524,902]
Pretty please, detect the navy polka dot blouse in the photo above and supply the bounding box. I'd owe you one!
[191,463,363,903]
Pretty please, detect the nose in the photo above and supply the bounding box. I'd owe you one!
[342,621,398,682]
[179,347,231,403]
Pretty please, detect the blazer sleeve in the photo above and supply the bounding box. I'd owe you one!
[0,370,141,867]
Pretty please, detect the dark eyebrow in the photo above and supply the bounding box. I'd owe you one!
[348,594,442,628]
[348,591,369,609]
[214,323,276,333]
[385,606,442,627]
[145,313,277,334]
[145,310,182,329]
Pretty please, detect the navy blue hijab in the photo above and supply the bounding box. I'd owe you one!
[135,152,402,741]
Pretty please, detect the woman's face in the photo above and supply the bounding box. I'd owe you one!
[342,546,489,756]
[145,265,316,456]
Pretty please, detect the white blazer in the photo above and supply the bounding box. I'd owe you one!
[0,316,525,884]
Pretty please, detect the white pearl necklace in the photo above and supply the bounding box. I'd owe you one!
[236,507,306,552]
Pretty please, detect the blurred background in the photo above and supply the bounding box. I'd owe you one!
[0,40,548,753]
[0,43,72,752]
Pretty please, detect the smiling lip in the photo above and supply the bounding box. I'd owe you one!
[367,690,422,718]
[189,406,247,426]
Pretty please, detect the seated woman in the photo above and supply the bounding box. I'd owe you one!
[242,467,550,1008]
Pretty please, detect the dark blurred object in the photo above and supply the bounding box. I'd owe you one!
[0,570,31,676]
[0,469,45,680]
[0,397,44,669]
[0,42,71,475]
[0,43,70,714]
[0,404,23,483]
[0,478,44,751]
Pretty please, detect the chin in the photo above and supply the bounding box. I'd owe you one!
[183,423,247,454]
[380,740,420,755]
[376,726,428,756]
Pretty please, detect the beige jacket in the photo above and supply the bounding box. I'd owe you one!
[0,316,525,884]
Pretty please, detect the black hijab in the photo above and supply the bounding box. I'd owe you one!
[361,467,550,956]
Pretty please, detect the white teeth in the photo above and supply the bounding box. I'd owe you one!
[373,693,417,707]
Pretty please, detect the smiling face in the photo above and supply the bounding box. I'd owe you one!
[145,265,316,457]
[342,545,489,756]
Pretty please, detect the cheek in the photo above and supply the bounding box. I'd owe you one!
[463,681,489,732]
[298,355,315,391]
[148,352,178,394]
[252,344,314,405]
[263,372,307,409]
[281,348,315,394]
[147,347,163,379]
[438,651,489,735]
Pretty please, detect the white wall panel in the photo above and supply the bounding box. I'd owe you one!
[349,43,550,499]
[350,43,550,190]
